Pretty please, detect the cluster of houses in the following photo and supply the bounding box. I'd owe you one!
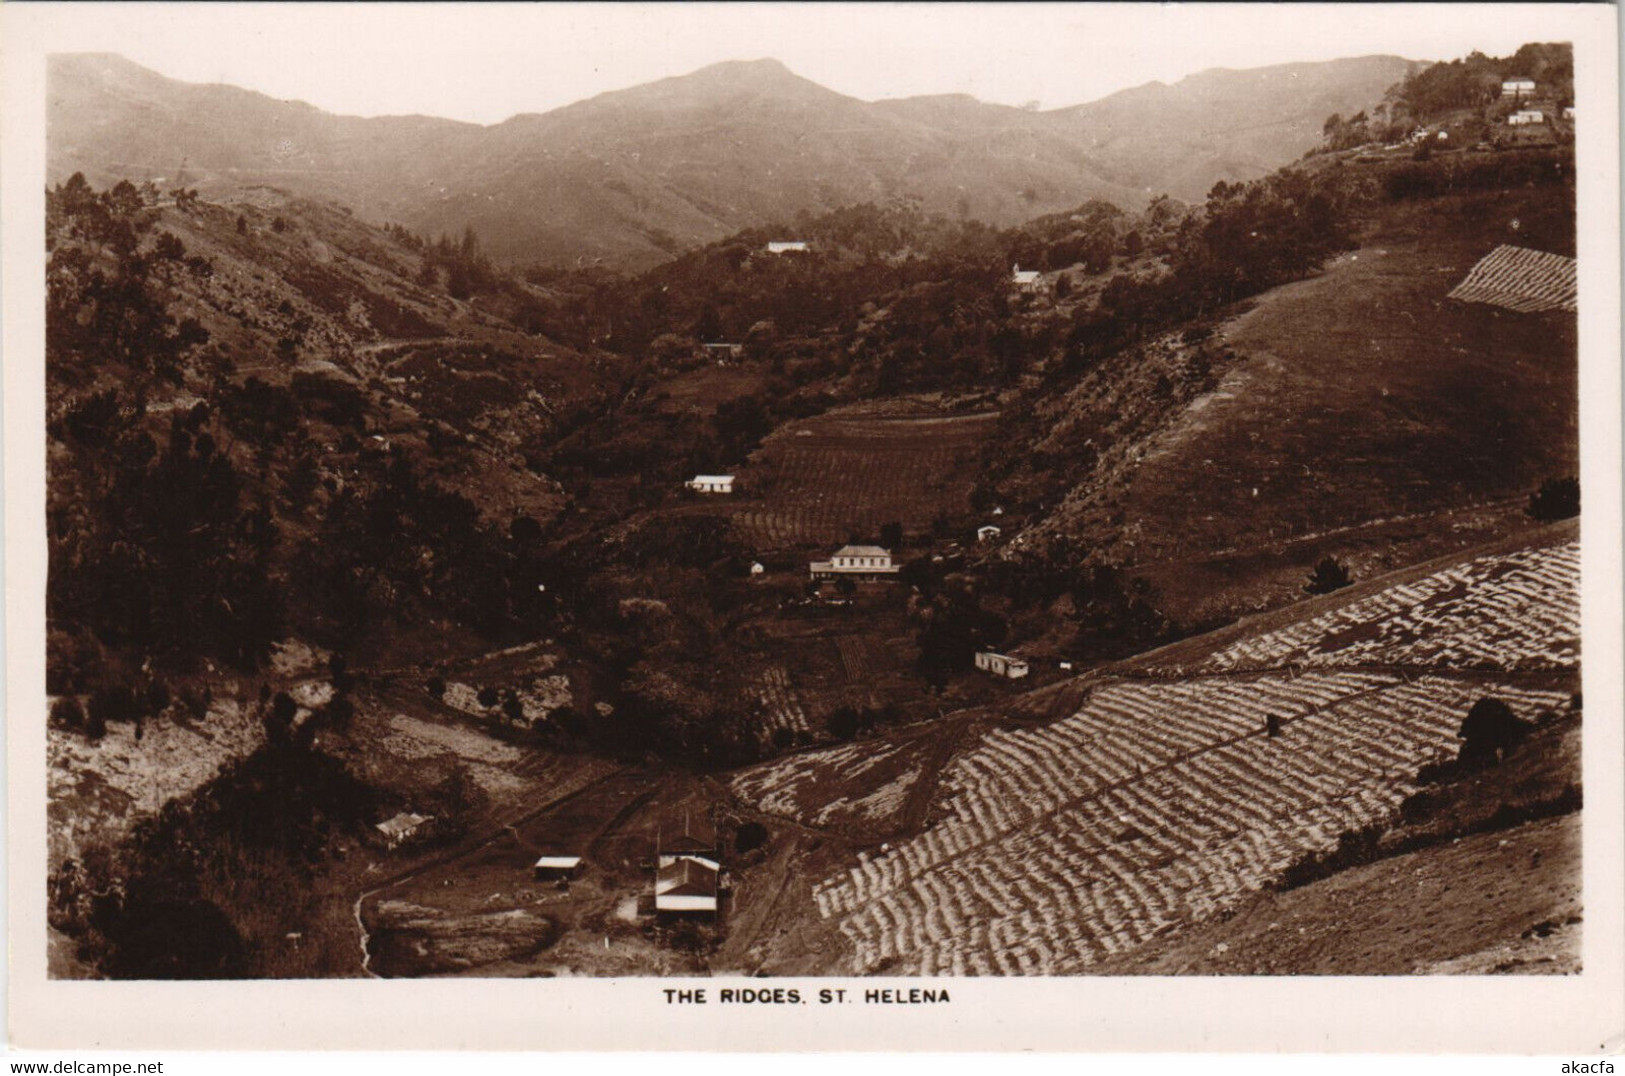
[1498,78,1573,127]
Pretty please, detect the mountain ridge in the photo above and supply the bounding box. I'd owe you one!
[50,51,1414,268]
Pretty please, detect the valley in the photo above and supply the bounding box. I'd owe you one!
[42,42,1584,981]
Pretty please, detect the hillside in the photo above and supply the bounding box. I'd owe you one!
[721,525,1579,975]
[982,145,1576,628]
[48,52,1410,270]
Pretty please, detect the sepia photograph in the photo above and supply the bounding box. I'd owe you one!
[5,0,1622,1054]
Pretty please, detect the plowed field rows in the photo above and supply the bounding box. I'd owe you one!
[784,538,1580,974]
[812,675,1569,974]
[751,666,811,744]
[1195,542,1578,673]
[1448,244,1577,314]
[733,410,998,550]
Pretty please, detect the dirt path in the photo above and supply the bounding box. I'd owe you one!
[351,763,626,976]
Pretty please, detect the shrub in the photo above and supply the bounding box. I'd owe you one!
[1527,476,1579,522]
[828,706,861,741]
[51,697,85,731]
[477,686,500,709]
[736,821,769,855]
[1459,697,1530,763]
[89,685,140,728]
[426,676,446,699]
[1304,556,1352,595]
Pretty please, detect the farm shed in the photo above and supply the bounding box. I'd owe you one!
[1501,78,1537,97]
[766,241,809,254]
[374,812,434,850]
[975,651,1030,679]
[701,342,744,361]
[687,474,735,494]
[533,855,582,881]
[978,525,1002,542]
[809,544,901,580]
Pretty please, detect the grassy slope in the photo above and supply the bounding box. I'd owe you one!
[1018,179,1576,626]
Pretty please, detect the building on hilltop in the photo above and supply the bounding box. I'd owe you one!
[809,544,901,580]
[975,651,1030,680]
[687,474,735,494]
[1501,77,1537,98]
[765,240,809,254]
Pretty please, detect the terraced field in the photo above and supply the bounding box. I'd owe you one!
[1448,244,1578,314]
[1192,541,1579,673]
[735,535,1580,975]
[733,407,998,550]
[750,666,812,746]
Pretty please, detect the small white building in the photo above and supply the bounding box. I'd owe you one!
[977,525,1002,543]
[1501,78,1537,98]
[1011,264,1043,292]
[749,561,765,576]
[810,544,901,580]
[1562,106,1575,120]
[687,474,735,494]
[1508,109,1545,126]
[975,651,1030,679]
[701,342,744,361]
[765,241,809,254]
[534,855,582,881]
[374,812,434,850]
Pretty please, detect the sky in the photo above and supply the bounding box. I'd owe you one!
[5,3,1589,124]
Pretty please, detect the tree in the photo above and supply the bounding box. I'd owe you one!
[477,686,500,709]
[1527,476,1579,522]
[1458,697,1529,763]
[1304,556,1352,595]
[735,821,769,854]
[879,521,903,551]
[828,706,862,741]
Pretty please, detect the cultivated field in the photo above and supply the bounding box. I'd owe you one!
[730,535,1580,975]
[732,405,998,550]
[1448,244,1578,314]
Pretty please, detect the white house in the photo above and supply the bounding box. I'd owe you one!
[1501,78,1537,98]
[1011,264,1043,292]
[809,544,901,580]
[749,561,765,576]
[977,525,1002,543]
[1508,110,1545,126]
[766,241,809,254]
[687,474,735,494]
[975,651,1030,679]
[1562,106,1575,120]
[374,812,434,850]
